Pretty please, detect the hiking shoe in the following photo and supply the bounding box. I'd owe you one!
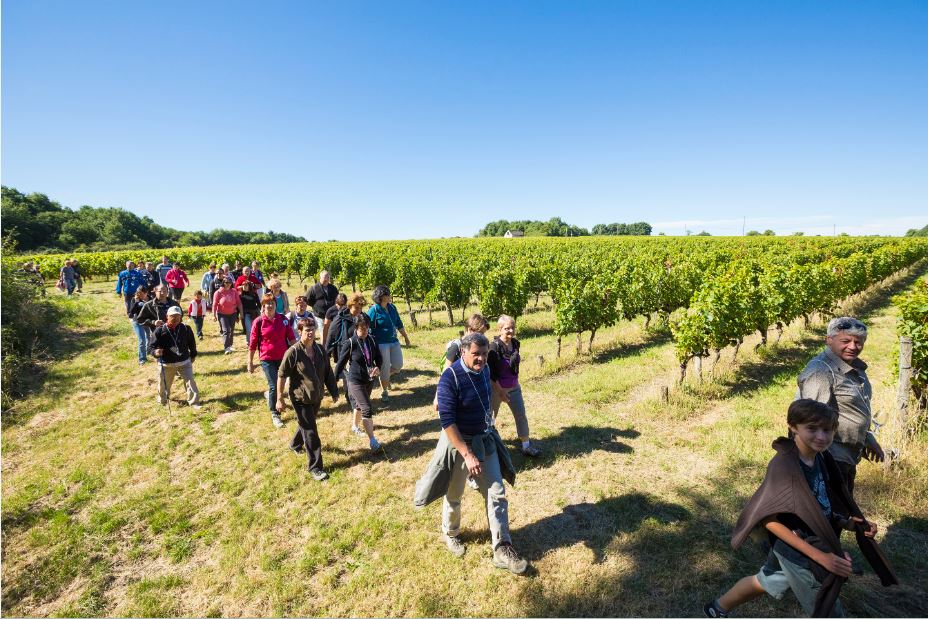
[351,425,365,436]
[224,347,233,355]
[521,444,542,457]
[492,543,528,574]
[369,438,382,451]
[272,414,284,428]
[381,390,390,403]
[704,600,729,618]
[310,469,329,482]
[442,533,465,557]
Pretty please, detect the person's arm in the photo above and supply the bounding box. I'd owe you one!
[282,292,290,315]
[797,361,834,404]
[247,317,260,372]
[863,433,885,462]
[763,518,853,577]
[212,290,221,320]
[322,350,339,401]
[276,349,292,412]
[236,291,244,316]
[187,325,197,362]
[148,328,163,357]
[334,338,351,378]
[116,273,123,295]
[322,317,332,347]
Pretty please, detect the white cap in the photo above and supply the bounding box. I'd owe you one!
[166,306,183,316]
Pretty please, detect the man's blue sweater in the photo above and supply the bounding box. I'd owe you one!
[436,359,492,436]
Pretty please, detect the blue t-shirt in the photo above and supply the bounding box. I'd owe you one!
[368,303,404,345]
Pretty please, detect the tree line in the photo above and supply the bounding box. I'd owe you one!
[477,217,652,237]
[1,186,306,253]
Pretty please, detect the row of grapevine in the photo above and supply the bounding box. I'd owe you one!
[670,241,928,380]
[15,236,928,362]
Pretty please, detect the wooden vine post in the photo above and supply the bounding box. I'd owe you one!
[897,336,914,432]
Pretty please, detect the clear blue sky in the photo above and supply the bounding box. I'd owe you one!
[3,1,926,240]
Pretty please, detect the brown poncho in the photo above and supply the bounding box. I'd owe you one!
[731,437,897,617]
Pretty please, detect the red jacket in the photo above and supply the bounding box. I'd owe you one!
[235,274,262,290]
[165,268,189,289]
[249,313,296,361]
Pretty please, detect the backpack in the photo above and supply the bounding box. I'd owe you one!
[326,312,352,358]
[437,338,462,375]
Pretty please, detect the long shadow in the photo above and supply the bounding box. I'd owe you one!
[495,424,639,471]
[590,330,671,365]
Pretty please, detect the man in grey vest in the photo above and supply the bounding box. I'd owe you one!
[797,316,885,495]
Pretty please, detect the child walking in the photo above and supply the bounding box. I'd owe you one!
[705,399,896,618]
[187,290,208,340]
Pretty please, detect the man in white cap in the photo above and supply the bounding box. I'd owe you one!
[149,305,200,406]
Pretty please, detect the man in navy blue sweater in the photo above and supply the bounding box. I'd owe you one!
[422,332,527,574]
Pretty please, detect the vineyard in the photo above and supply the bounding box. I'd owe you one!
[21,236,928,377]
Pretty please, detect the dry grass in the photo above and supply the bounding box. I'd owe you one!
[2,272,927,617]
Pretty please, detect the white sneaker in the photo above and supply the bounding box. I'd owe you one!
[351,425,365,436]
[224,347,232,355]
[272,414,284,428]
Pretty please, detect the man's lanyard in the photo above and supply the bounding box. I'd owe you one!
[463,367,493,431]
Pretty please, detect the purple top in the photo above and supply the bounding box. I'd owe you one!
[496,355,519,389]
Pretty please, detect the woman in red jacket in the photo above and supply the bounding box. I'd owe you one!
[249,294,296,428]
[164,262,190,301]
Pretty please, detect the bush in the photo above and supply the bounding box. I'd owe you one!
[895,276,928,406]
[1,243,53,411]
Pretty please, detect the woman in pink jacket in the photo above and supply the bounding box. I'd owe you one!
[164,263,190,301]
[248,294,296,428]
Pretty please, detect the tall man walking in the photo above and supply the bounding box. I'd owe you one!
[150,306,200,406]
[307,270,339,333]
[414,333,528,574]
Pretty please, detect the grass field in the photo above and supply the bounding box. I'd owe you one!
[2,268,927,617]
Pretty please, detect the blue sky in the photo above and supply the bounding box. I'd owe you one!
[2,1,926,240]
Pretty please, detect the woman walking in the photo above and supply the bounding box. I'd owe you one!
[240,280,261,341]
[334,313,384,450]
[212,276,244,354]
[488,315,541,457]
[127,287,151,365]
[286,295,315,339]
[268,277,290,315]
[164,262,190,301]
[367,285,411,404]
[249,294,296,428]
[277,319,339,481]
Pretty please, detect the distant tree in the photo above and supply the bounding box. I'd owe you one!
[591,221,652,236]
[792,231,805,236]
[478,217,588,237]
[746,230,761,236]
[695,231,711,236]
[763,229,775,236]
[905,224,928,237]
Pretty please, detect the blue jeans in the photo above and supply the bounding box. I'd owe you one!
[243,313,255,341]
[131,321,149,363]
[261,360,281,412]
[65,278,76,295]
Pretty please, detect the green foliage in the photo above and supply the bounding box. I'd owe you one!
[591,222,652,236]
[477,217,589,237]
[477,267,530,318]
[1,186,305,252]
[894,277,928,401]
[906,224,928,237]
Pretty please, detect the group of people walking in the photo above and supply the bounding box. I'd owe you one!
[111,258,897,600]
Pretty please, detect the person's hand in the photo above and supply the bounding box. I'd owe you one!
[153,348,163,358]
[864,439,885,462]
[276,398,286,413]
[404,335,411,347]
[370,367,381,377]
[247,361,255,374]
[817,551,853,578]
[212,314,218,322]
[463,451,482,477]
[849,517,878,537]
[155,320,164,327]
[497,388,511,404]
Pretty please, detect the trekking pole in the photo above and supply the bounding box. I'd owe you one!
[159,359,172,415]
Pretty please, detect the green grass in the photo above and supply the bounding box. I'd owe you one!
[2,272,928,616]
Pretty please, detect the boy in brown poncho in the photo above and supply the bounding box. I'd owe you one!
[705,399,896,618]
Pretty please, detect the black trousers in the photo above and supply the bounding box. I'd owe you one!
[835,460,857,496]
[290,400,324,472]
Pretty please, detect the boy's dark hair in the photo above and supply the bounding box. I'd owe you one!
[355,313,372,328]
[788,399,839,432]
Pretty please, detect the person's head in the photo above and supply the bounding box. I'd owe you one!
[166,305,183,327]
[354,312,371,338]
[161,256,169,265]
[348,292,366,314]
[295,295,308,311]
[173,262,182,270]
[465,313,490,335]
[146,262,154,270]
[297,318,316,345]
[234,261,242,269]
[787,399,839,453]
[240,281,253,294]
[194,289,203,300]
[371,285,391,307]
[268,278,282,293]
[242,266,252,276]
[209,263,216,273]
[126,260,134,269]
[251,261,259,270]
[461,332,490,372]
[335,292,348,308]
[221,277,232,290]
[64,259,71,267]
[497,315,516,341]
[320,270,331,285]
[826,317,867,364]
[154,285,168,300]
[135,287,149,300]
[221,263,230,273]
[260,293,276,317]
